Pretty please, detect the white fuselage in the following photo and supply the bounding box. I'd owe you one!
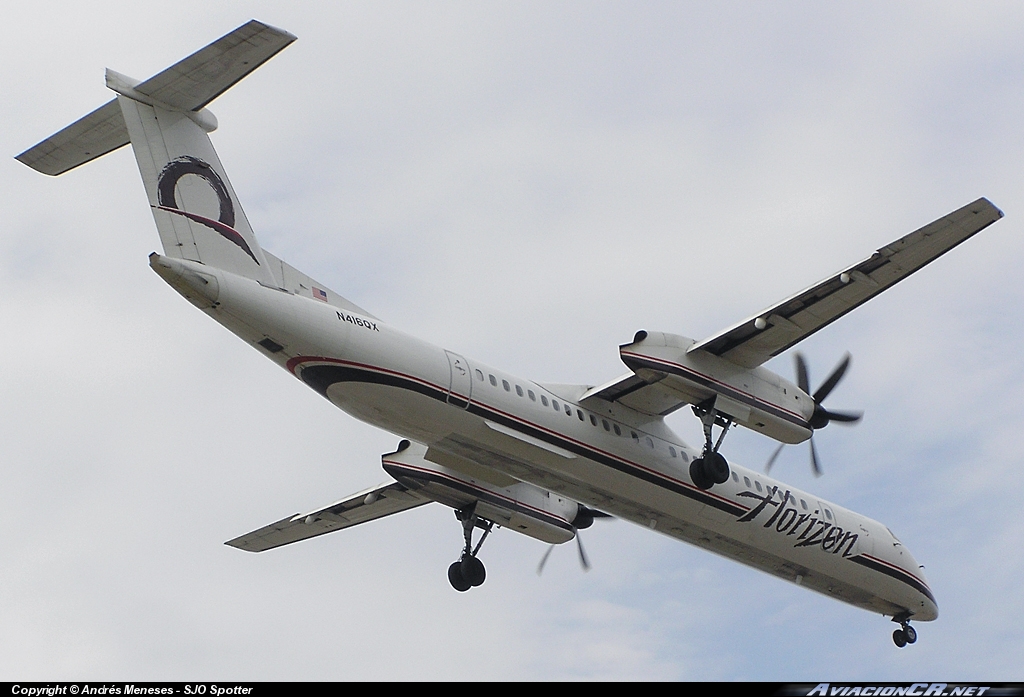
[155,253,937,623]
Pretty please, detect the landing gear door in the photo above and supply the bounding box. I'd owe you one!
[445,351,472,409]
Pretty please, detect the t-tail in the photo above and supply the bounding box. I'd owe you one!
[16,20,370,316]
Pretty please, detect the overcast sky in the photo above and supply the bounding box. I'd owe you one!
[3,0,1024,681]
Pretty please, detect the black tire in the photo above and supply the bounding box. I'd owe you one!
[892,629,907,648]
[704,451,730,484]
[690,459,712,490]
[448,561,471,592]
[461,555,486,587]
[904,626,917,644]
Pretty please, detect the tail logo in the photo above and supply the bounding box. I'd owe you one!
[155,156,260,266]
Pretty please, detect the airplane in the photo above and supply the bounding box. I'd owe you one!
[16,20,1004,649]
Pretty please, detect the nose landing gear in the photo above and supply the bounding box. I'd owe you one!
[448,505,493,592]
[689,403,733,490]
[891,612,918,647]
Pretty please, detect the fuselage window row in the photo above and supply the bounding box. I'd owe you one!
[474,365,696,467]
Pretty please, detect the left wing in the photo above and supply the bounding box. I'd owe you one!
[226,480,429,552]
[689,198,1003,368]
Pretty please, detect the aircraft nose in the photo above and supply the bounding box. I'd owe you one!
[904,551,938,621]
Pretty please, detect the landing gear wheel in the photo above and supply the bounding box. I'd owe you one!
[461,555,486,587]
[904,625,917,644]
[690,459,713,490]
[704,451,730,484]
[448,561,471,592]
[892,629,907,648]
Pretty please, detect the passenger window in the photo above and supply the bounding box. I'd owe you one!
[613,424,621,436]
[516,385,524,397]
[541,396,549,407]
[489,374,497,387]
[577,409,584,421]
[552,399,560,411]
[744,476,751,487]
[502,379,510,392]
[475,369,484,381]
[602,419,610,431]
[590,414,598,426]
[631,431,639,444]
[732,472,739,482]
[755,481,763,492]
[528,390,536,401]
[824,509,833,521]
[669,446,677,458]
[645,437,654,448]
[800,499,808,510]
[564,404,572,416]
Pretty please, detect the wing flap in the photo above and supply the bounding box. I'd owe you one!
[690,198,1003,368]
[226,481,429,553]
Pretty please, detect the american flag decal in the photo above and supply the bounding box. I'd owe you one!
[312,287,328,302]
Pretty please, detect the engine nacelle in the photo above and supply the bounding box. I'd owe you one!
[620,331,814,445]
[382,441,579,545]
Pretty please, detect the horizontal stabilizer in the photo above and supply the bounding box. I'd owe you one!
[126,19,296,113]
[16,20,295,176]
[15,100,128,176]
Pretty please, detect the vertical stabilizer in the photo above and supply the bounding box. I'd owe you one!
[17,20,296,285]
[116,94,275,283]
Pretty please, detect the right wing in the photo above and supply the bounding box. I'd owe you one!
[688,198,1004,368]
[226,480,430,553]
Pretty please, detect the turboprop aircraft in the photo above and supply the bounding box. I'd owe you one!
[16,21,1004,649]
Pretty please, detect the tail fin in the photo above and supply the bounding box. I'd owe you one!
[17,20,295,283]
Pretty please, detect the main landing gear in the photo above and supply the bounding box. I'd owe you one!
[689,403,733,490]
[447,505,493,592]
[891,612,918,648]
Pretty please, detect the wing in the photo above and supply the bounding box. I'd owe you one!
[225,480,430,552]
[581,369,691,418]
[689,198,1003,368]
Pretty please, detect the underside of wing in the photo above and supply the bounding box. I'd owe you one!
[689,198,1003,368]
[226,480,430,553]
[580,370,693,418]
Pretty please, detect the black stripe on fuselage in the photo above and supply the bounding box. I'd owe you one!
[295,361,746,517]
[849,555,936,606]
[383,461,575,533]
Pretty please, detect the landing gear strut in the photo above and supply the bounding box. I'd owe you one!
[891,612,918,648]
[689,403,733,490]
[448,505,492,592]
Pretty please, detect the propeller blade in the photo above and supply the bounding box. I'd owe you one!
[795,353,811,394]
[536,544,555,576]
[813,353,851,404]
[821,408,862,424]
[809,436,822,477]
[764,442,786,474]
[576,533,591,571]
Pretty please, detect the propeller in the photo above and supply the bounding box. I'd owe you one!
[765,352,862,477]
[537,505,611,576]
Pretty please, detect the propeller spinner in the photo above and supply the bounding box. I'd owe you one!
[766,352,862,476]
